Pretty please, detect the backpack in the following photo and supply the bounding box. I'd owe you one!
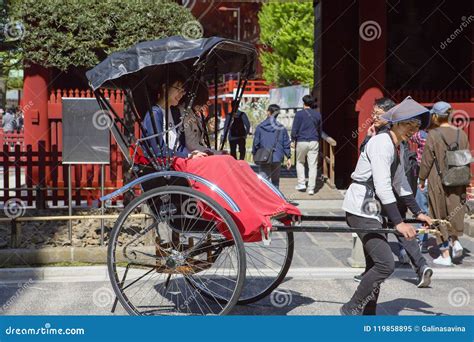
[433,128,472,187]
[400,141,419,194]
[230,113,247,137]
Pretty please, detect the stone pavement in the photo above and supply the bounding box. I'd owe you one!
[0,266,471,315]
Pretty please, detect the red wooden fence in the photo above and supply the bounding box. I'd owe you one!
[0,141,123,208]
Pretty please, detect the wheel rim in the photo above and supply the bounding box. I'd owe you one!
[239,232,293,304]
[108,186,245,316]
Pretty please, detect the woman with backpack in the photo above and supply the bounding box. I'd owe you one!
[252,104,291,188]
[419,101,469,266]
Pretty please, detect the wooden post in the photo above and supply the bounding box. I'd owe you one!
[2,144,9,202]
[9,219,21,248]
[26,144,33,206]
[37,140,46,210]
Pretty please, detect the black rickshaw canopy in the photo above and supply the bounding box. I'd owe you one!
[85,36,257,91]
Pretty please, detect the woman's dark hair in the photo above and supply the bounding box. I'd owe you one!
[267,104,280,116]
[156,73,187,100]
[374,97,396,112]
[302,95,317,108]
[193,82,209,107]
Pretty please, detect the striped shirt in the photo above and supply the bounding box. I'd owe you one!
[409,130,427,164]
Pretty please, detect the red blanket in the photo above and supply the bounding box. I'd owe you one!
[173,155,301,242]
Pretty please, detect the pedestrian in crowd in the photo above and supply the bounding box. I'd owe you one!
[419,101,469,266]
[15,108,24,133]
[291,95,322,195]
[223,100,250,160]
[410,129,430,252]
[2,107,17,133]
[355,97,432,287]
[341,97,432,316]
[252,104,291,188]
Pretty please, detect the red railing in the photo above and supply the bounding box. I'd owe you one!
[209,79,270,97]
[0,141,123,208]
[0,130,24,148]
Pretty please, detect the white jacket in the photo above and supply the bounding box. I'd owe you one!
[342,133,413,222]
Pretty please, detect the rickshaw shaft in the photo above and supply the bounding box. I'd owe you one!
[272,225,435,236]
[272,225,399,235]
[300,215,422,224]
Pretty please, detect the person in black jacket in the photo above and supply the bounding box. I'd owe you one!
[223,100,250,160]
[290,95,322,195]
[252,104,291,187]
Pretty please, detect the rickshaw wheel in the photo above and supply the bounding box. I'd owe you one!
[107,185,246,316]
[192,231,294,305]
[238,232,294,304]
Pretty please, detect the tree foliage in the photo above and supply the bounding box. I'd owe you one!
[258,2,314,87]
[9,0,196,71]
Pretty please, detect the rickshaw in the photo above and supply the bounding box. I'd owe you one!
[86,36,438,316]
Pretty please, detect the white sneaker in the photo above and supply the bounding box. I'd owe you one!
[308,190,315,195]
[452,240,463,259]
[433,255,453,266]
[295,184,306,191]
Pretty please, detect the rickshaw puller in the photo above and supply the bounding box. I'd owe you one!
[341,97,433,315]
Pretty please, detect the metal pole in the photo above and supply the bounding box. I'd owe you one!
[236,8,240,41]
[100,164,105,246]
[214,65,218,150]
[68,164,72,242]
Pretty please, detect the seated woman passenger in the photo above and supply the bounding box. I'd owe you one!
[142,75,207,160]
[141,77,300,242]
[182,82,227,155]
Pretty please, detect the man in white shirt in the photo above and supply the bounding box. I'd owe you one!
[341,97,433,315]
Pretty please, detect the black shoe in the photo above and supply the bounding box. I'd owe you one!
[417,266,433,288]
[340,302,362,316]
[353,272,364,282]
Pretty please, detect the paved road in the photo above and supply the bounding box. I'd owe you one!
[0,210,472,316]
[0,266,472,315]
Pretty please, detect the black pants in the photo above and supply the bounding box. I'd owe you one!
[346,213,395,315]
[229,137,246,160]
[396,235,427,275]
[259,162,282,188]
[396,206,427,275]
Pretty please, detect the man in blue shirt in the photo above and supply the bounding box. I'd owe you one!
[291,95,322,195]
